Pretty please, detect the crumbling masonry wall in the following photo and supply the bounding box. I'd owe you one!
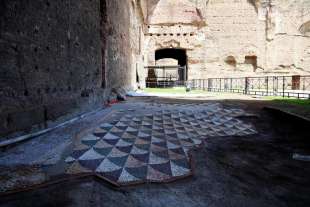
[144,0,208,80]
[105,0,144,89]
[264,0,310,73]
[142,0,310,81]
[203,0,266,77]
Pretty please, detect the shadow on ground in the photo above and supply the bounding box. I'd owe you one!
[0,97,309,207]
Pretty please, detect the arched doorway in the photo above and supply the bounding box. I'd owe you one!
[155,48,188,81]
[145,48,188,88]
[156,48,187,67]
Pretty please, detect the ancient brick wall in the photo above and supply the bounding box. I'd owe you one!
[0,0,105,136]
[204,0,266,77]
[264,0,310,73]
[0,0,144,137]
[144,0,207,81]
[105,0,145,90]
[144,0,310,80]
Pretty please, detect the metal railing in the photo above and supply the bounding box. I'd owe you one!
[145,65,187,88]
[190,75,310,99]
[146,79,186,88]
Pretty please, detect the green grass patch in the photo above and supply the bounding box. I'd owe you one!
[265,97,310,119]
[143,87,206,94]
[272,98,310,107]
[264,96,310,107]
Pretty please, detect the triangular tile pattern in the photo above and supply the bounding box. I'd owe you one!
[66,103,256,185]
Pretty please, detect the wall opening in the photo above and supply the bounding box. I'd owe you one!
[136,69,140,83]
[225,56,237,68]
[245,56,257,71]
[299,21,310,36]
[155,48,188,81]
[100,0,107,88]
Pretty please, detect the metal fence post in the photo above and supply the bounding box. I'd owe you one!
[282,76,285,98]
[266,77,269,96]
[245,77,249,95]
[203,79,206,91]
[273,76,277,96]
[219,78,222,91]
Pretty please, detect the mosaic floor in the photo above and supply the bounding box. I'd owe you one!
[65,103,257,185]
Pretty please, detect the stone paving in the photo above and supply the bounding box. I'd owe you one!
[65,102,257,185]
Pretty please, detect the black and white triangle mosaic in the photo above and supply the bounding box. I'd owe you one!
[65,103,256,185]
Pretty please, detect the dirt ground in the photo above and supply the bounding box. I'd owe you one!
[0,97,309,207]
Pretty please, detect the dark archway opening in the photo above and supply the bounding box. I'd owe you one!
[155,48,187,67]
[155,48,188,81]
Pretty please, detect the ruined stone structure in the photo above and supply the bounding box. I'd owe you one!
[1,0,310,136]
[143,0,310,79]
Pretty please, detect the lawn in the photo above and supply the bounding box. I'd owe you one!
[144,87,206,94]
[273,98,310,106]
[265,96,310,107]
[263,96,310,119]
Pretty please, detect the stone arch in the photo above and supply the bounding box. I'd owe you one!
[155,48,187,67]
[155,48,188,81]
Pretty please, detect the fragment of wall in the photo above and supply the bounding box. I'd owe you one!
[105,0,145,90]
[203,0,266,78]
[264,0,310,74]
[0,0,144,137]
[0,0,107,136]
